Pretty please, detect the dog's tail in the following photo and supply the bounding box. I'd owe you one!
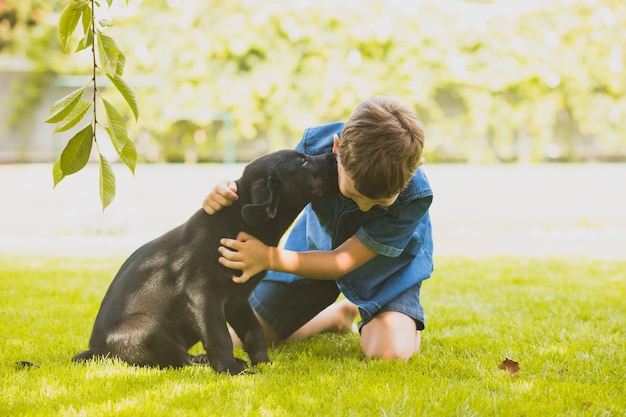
[71,350,95,362]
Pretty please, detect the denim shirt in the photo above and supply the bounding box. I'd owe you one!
[264,122,434,317]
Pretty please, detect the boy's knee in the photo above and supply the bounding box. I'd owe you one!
[360,312,420,361]
[362,336,418,360]
[362,343,414,361]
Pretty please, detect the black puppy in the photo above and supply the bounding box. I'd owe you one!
[72,150,337,373]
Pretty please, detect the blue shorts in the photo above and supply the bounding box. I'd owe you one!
[249,278,425,339]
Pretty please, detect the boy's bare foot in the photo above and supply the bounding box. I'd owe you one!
[334,299,359,334]
[288,299,359,341]
[230,299,360,348]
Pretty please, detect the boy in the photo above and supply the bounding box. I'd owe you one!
[203,96,433,360]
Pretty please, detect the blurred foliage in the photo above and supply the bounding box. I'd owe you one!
[0,0,56,129]
[2,0,626,162]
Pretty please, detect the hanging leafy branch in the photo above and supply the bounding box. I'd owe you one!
[45,0,138,210]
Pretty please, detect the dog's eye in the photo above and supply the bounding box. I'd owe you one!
[301,157,308,166]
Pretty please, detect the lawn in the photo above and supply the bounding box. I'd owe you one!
[0,255,624,416]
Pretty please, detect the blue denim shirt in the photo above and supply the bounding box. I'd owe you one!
[264,122,434,317]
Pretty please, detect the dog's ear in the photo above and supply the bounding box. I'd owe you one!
[241,174,281,225]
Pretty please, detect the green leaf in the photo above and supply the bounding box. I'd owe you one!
[106,0,114,8]
[54,100,91,133]
[45,85,88,124]
[52,157,64,188]
[102,98,136,174]
[60,124,93,176]
[106,73,139,120]
[106,128,137,174]
[96,30,121,75]
[75,29,93,52]
[59,2,83,52]
[115,49,126,76]
[101,98,126,149]
[99,153,116,210]
[81,4,92,35]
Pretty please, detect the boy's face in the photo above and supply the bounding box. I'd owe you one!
[333,134,399,212]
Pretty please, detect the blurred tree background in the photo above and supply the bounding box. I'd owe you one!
[1,0,625,163]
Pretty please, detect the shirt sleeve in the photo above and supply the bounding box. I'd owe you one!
[356,195,433,257]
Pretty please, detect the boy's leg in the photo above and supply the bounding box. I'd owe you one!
[231,300,421,360]
[230,310,281,347]
[360,311,420,360]
[230,301,421,360]
[230,300,358,347]
[231,277,342,347]
[358,281,425,360]
[287,299,358,341]
[231,277,425,361]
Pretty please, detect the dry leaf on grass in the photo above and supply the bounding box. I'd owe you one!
[498,357,520,378]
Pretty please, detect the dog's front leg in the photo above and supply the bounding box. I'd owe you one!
[196,302,247,374]
[226,297,270,366]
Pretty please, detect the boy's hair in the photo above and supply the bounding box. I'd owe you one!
[339,96,425,199]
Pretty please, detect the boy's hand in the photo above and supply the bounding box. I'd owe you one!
[203,180,238,215]
[218,232,271,283]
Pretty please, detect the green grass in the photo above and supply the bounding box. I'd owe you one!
[1,255,624,416]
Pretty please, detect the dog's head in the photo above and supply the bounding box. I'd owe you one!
[239,150,337,226]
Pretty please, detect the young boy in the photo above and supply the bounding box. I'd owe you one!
[203,96,433,360]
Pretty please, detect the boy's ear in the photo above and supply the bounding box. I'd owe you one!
[332,133,340,154]
[241,174,281,226]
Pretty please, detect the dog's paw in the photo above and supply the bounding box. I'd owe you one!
[216,357,249,375]
[15,360,39,370]
[250,355,271,366]
[194,354,249,375]
[226,357,249,375]
[191,354,210,365]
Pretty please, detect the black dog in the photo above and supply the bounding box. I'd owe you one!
[72,150,337,373]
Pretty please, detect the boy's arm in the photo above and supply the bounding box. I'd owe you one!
[218,232,377,283]
[202,180,238,215]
